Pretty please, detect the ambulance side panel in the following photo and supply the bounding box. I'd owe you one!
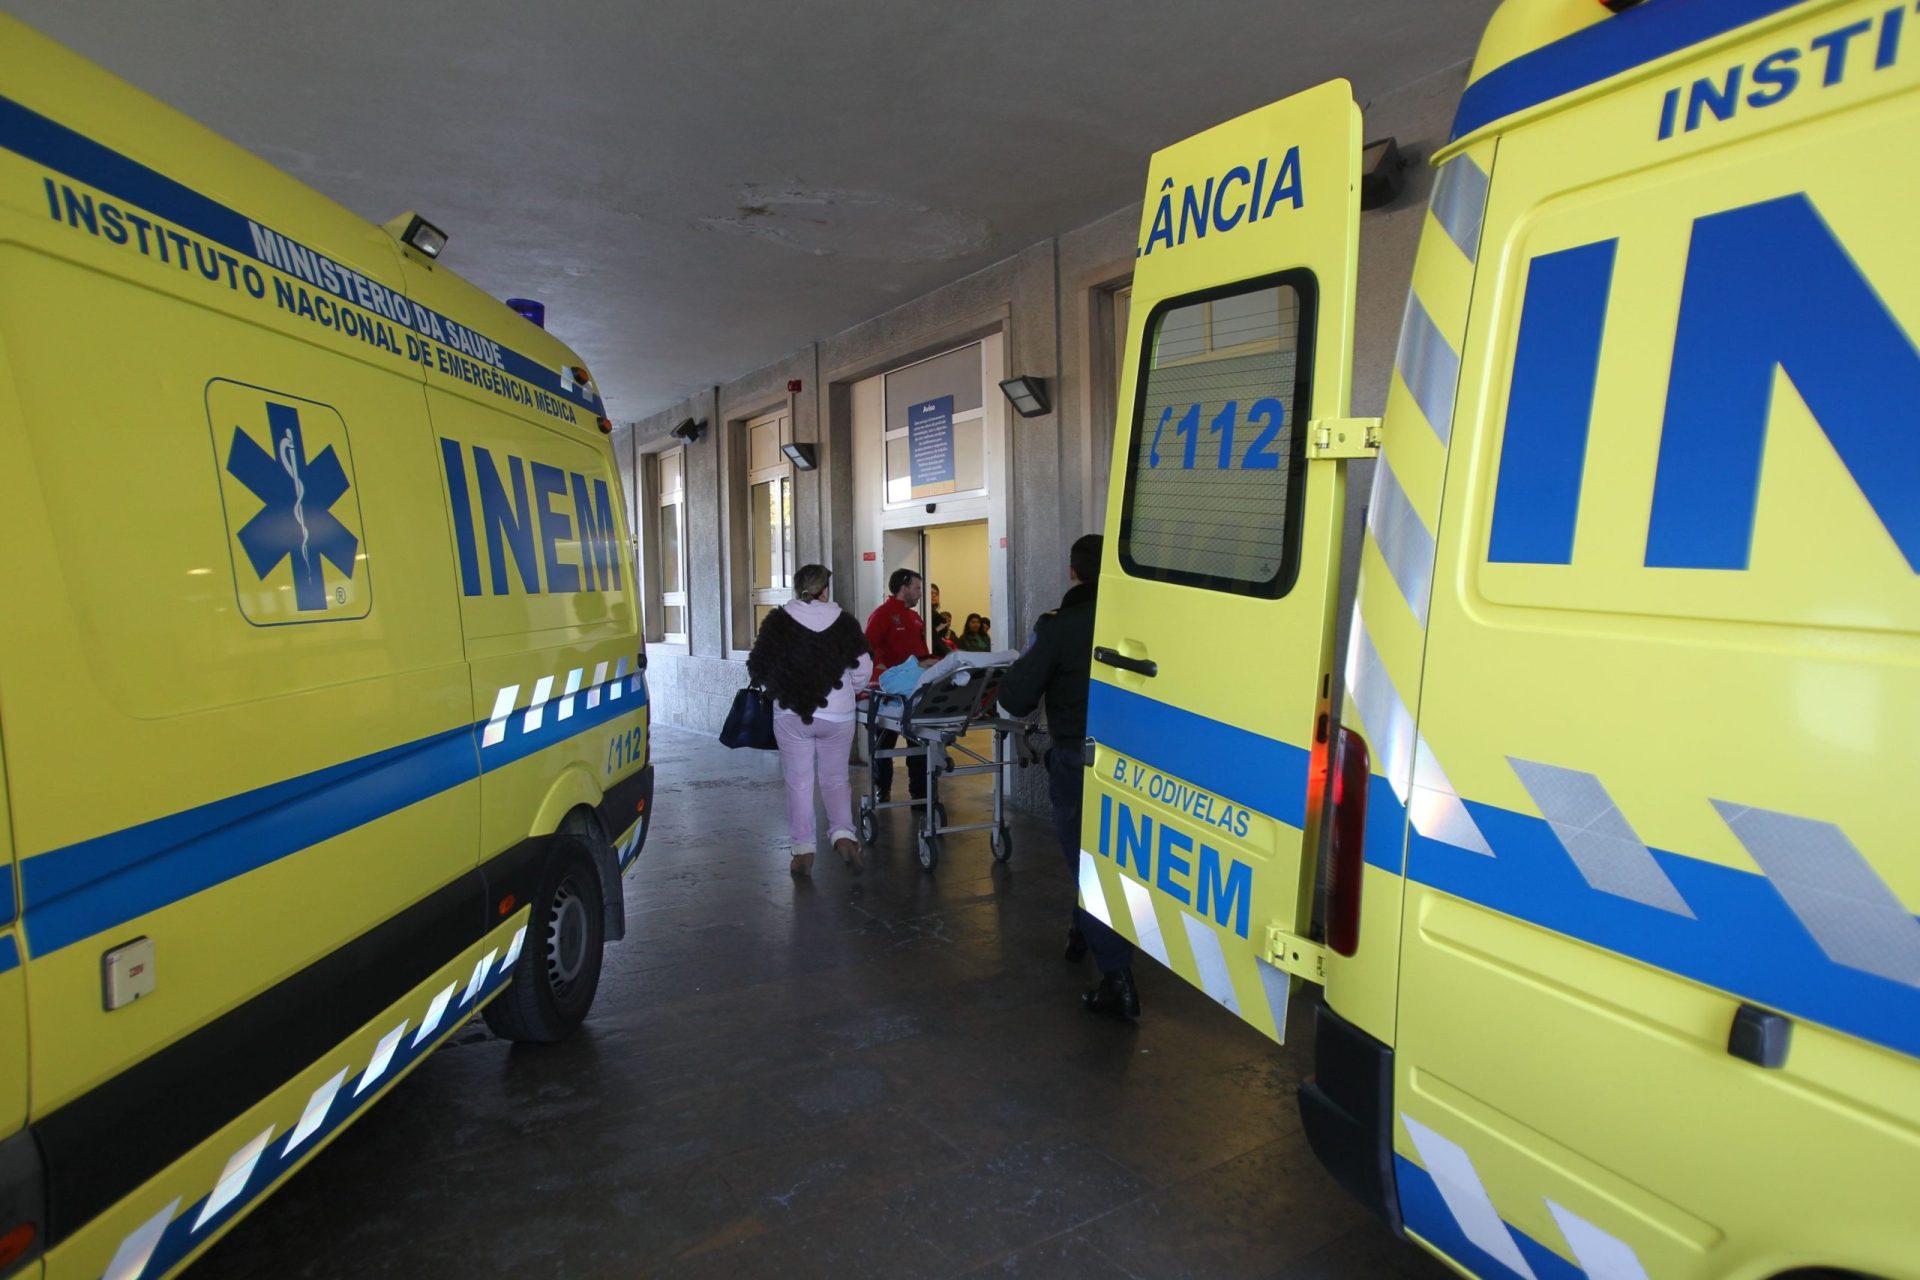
[402,255,649,897]
[0,18,499,1276]
[1391,4,1920,1276]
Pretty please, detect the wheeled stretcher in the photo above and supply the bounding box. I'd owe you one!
[857,650,1040,870]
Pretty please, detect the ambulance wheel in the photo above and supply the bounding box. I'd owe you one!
[484,836,605,1043]
[917,830,940,871]
[991,824,1013,863]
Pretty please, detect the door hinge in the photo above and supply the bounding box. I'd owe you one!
[1266,927,1329,984]
[1306,417,1382,460]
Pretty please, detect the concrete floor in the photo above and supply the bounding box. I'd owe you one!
[195,724,1450,1279]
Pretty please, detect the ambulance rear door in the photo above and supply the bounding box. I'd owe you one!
[1085,81,1363,1042]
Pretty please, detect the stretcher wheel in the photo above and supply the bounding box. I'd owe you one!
[858,809,876,845]
[931,802,948,833]
[917,830,940,871]
[991,824,1013,863]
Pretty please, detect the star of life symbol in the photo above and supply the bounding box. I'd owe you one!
[225,403,359,610]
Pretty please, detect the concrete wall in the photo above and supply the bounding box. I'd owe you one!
[624,60,1470,808]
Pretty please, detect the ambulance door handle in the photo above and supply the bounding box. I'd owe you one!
[1095,647,1157,678]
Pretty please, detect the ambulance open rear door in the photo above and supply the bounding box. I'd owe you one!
[1084,81,1363,1042]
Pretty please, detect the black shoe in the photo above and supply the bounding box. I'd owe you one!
[1064,927,1088,963]
[1081,969,1140,1021]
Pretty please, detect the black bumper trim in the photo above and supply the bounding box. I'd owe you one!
[1298,1000,1402,1234]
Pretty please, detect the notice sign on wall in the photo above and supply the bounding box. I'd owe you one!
[908,395,957,498]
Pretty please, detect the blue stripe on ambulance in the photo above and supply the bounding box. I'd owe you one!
[18,677,647,958]
[0,935,17,977]
[1396,1156,1586,1280]
[0,93,599,417]
[1088,681,1311,831]
[1406,801,1920,1062]
[0,870,14,928]
[1450,0,1811,142]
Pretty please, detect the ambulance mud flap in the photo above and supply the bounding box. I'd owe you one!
[593,762,653,940]
[1299,1001,1401,1234]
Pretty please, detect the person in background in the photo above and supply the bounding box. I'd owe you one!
[932,610,957,653]
[997,534,1138,1020]
[864,567,935,802]
[747,565,873,876]
[957,613,992,652]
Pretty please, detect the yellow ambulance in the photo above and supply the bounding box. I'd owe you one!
[1085,0,1918,1275]
[0,14,651,1279]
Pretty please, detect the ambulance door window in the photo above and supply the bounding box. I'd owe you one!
[1118,275,1314,597]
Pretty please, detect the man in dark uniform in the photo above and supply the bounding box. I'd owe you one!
[999,534,1139,1020]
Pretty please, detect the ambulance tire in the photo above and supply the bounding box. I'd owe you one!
[485,837,606,1043]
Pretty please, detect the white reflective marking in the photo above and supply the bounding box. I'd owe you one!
[103,1198,180,1280]
[1546,1201,1651,1280]
[1119,875,1170,967]
[193,1127,275,1230]
[1367,453,1436,626]
[524,675,555,732]
[587,660,609,709]
[1181,913,1239,1014]
[284,1067,349,1155]
[1077,851,1113,927]
[1511,759,1693,916]
[1345,608,1416,807]
[482,684,519,748]
[1394,291,1461,444]
[502,924,529,971]
[1714,800,1920,987]
[611,656,627,700]
[354,1020,411,1096]
[1401,1113,1537,1280]
[1431,154,1489,263]
[558,667,584,721]
[1256,958,1291,1041]
[630,676,642,694]
[413,982,460,1048]
[461,948,500,1005]
[1411,739,1494,857]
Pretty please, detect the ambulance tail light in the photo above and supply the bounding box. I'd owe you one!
[1326,725,1370,957]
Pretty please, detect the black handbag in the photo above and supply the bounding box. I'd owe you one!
[719,685,778,750]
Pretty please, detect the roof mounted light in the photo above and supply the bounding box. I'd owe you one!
[395,212,448,259]
[506,297,546,328]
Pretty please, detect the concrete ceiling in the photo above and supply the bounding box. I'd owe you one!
[8,1,1495,418]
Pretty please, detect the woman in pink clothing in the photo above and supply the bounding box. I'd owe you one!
[746,564,873,877]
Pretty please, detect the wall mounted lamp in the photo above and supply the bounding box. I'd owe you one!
[999,376,1050,418]
[669,418,707,444]
[781,442,819,471]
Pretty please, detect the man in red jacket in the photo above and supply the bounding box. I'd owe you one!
[865,567,933,801]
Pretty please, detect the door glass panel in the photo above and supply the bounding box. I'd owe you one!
[1119,277,1313,597]
[661,502,683,595]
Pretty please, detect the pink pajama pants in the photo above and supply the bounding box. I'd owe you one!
[772,712,857,853]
